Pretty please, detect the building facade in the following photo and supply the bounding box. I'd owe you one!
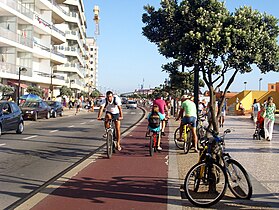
[0,0,98,100]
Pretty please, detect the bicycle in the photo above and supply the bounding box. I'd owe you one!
[174,123,192,154]
[183,127,252,207]
[149,130,161,156]
[101,118,117,158]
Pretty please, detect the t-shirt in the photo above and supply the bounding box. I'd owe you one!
[181,99,197,118]
[100,95,122,114]
[265,103,276,121]
[153,99,167,114]
[252,103,260,112]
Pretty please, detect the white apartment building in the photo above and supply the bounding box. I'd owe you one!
[85,37,98,94]
[0,0,98,100]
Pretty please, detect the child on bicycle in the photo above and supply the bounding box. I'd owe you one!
[147,104,165,151]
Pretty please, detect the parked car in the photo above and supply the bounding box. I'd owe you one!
[46,101,64,118]
[126,100,137,109]
[0,101,24,136]
[20,101,51,121]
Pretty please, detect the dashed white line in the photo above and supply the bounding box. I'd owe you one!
[23,135,38,140]
[90,120,95,122]
[68,125,75,128]
[80,122,86,125]
[50,130,59,133]
[0,143,6,146]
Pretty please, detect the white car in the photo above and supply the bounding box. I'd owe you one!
[126,100,137,109]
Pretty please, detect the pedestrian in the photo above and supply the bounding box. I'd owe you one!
[263,96,276,141]
[218,99,227,127]
[153,94,169,136]
[75,97,81,114]
[251,99,260,127]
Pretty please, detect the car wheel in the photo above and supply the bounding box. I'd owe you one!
[46,112,50,119]
[0,125,2,137]
[16,122,24,134]
[34,112,38,121]
[60,111,64,117]
[53,111,57,118]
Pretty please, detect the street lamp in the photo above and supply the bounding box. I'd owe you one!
[18,67,27,105]
[244,81,247,90]
[259,78,262,91]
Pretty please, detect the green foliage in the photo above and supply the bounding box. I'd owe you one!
[0,85,14,96]
[26,86,44,97]
[60,86,73,97]
[142,0,279,131]
[90,89,101,98]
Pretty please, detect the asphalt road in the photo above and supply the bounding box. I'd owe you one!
[0,107,143,210]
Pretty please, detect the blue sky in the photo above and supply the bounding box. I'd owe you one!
[84,0,279,94]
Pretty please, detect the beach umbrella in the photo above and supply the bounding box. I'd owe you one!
[20,94,42,101]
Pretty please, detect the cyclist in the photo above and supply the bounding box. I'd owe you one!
[147,104,165,151]
[97,91,123,151]
[153,95,169,136]
[175,95,199,152]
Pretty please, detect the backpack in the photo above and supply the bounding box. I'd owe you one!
[148,111,161,128]
[104,96,117,108]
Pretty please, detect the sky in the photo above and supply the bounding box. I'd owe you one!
[83,0,279,94]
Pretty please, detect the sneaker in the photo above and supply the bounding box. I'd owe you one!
[103,133,107,138]
[266,137,270,141]
[161,132,166,136]
[157,146,162,151]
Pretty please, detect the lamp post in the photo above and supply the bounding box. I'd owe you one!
[18,67,27,105]
[259,78,262,91]
[244,81,247,90]
[50,74,56,98]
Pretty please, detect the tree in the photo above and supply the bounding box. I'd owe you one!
[59,86,72,97]
[142,0,279,131]
[0,85,14,97]
[90,89,101,98]
[26,86,44,97]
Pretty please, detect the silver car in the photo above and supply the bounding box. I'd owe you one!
[126,100,137,109]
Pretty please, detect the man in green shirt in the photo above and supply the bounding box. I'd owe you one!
[176,95,198,152]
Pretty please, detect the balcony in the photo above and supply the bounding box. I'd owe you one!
[1,0,33,20]
[0,61,32,79]
[33,14,66,44]
[65,30,85,54]
[0,27,33,49]
[55,45,84,66]
[53,62,84,78]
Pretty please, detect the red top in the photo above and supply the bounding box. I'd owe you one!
[153,99,167,114]
[257,110,264,125]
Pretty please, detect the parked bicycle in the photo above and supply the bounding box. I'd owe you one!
[101,118,117,158]
[183,127,252,207]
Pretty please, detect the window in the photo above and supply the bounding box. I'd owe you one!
[271,85,274,90]
[90,48,94,51]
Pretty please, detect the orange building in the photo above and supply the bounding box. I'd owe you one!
[268,82,279,92]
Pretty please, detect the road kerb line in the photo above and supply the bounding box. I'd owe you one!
[23,135,38,140]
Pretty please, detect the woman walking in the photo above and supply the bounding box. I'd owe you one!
[264,96,276,141]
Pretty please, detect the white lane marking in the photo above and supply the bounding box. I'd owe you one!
[0,143,6,146]
[80,122,86,125]
[130,112,136,114]
[90,120,95,122]
[68,125,75,128]
[50,130,59,133]
[23,135,38,140]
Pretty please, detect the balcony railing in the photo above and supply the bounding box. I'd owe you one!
[34,14,65,36]
[2,0,33,19]
[47,0,68,15]
[0,27,33,48]
[0,61,32,77]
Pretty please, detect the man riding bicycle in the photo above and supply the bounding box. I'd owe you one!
[175,95,199,153]
[97,91,123,151]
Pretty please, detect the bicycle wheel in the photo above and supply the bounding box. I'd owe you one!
[149,135,154,156]
[174,127,184,149]
[106,130,113,158]
[184,161,228,207]
[225,158,252,199]
[184,129,192,154]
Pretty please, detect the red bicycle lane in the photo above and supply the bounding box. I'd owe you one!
[30,119,169,210]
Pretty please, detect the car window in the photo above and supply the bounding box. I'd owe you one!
[128,101,136,104]
[2,103,12,114]
[22,102,39,107]
[10,102,20,113]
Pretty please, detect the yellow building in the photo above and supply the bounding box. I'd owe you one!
[227,90,279,115]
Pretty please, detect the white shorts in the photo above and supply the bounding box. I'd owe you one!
[221,111,226,117]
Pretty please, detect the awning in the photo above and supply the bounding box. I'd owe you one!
[8,81,28,88]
